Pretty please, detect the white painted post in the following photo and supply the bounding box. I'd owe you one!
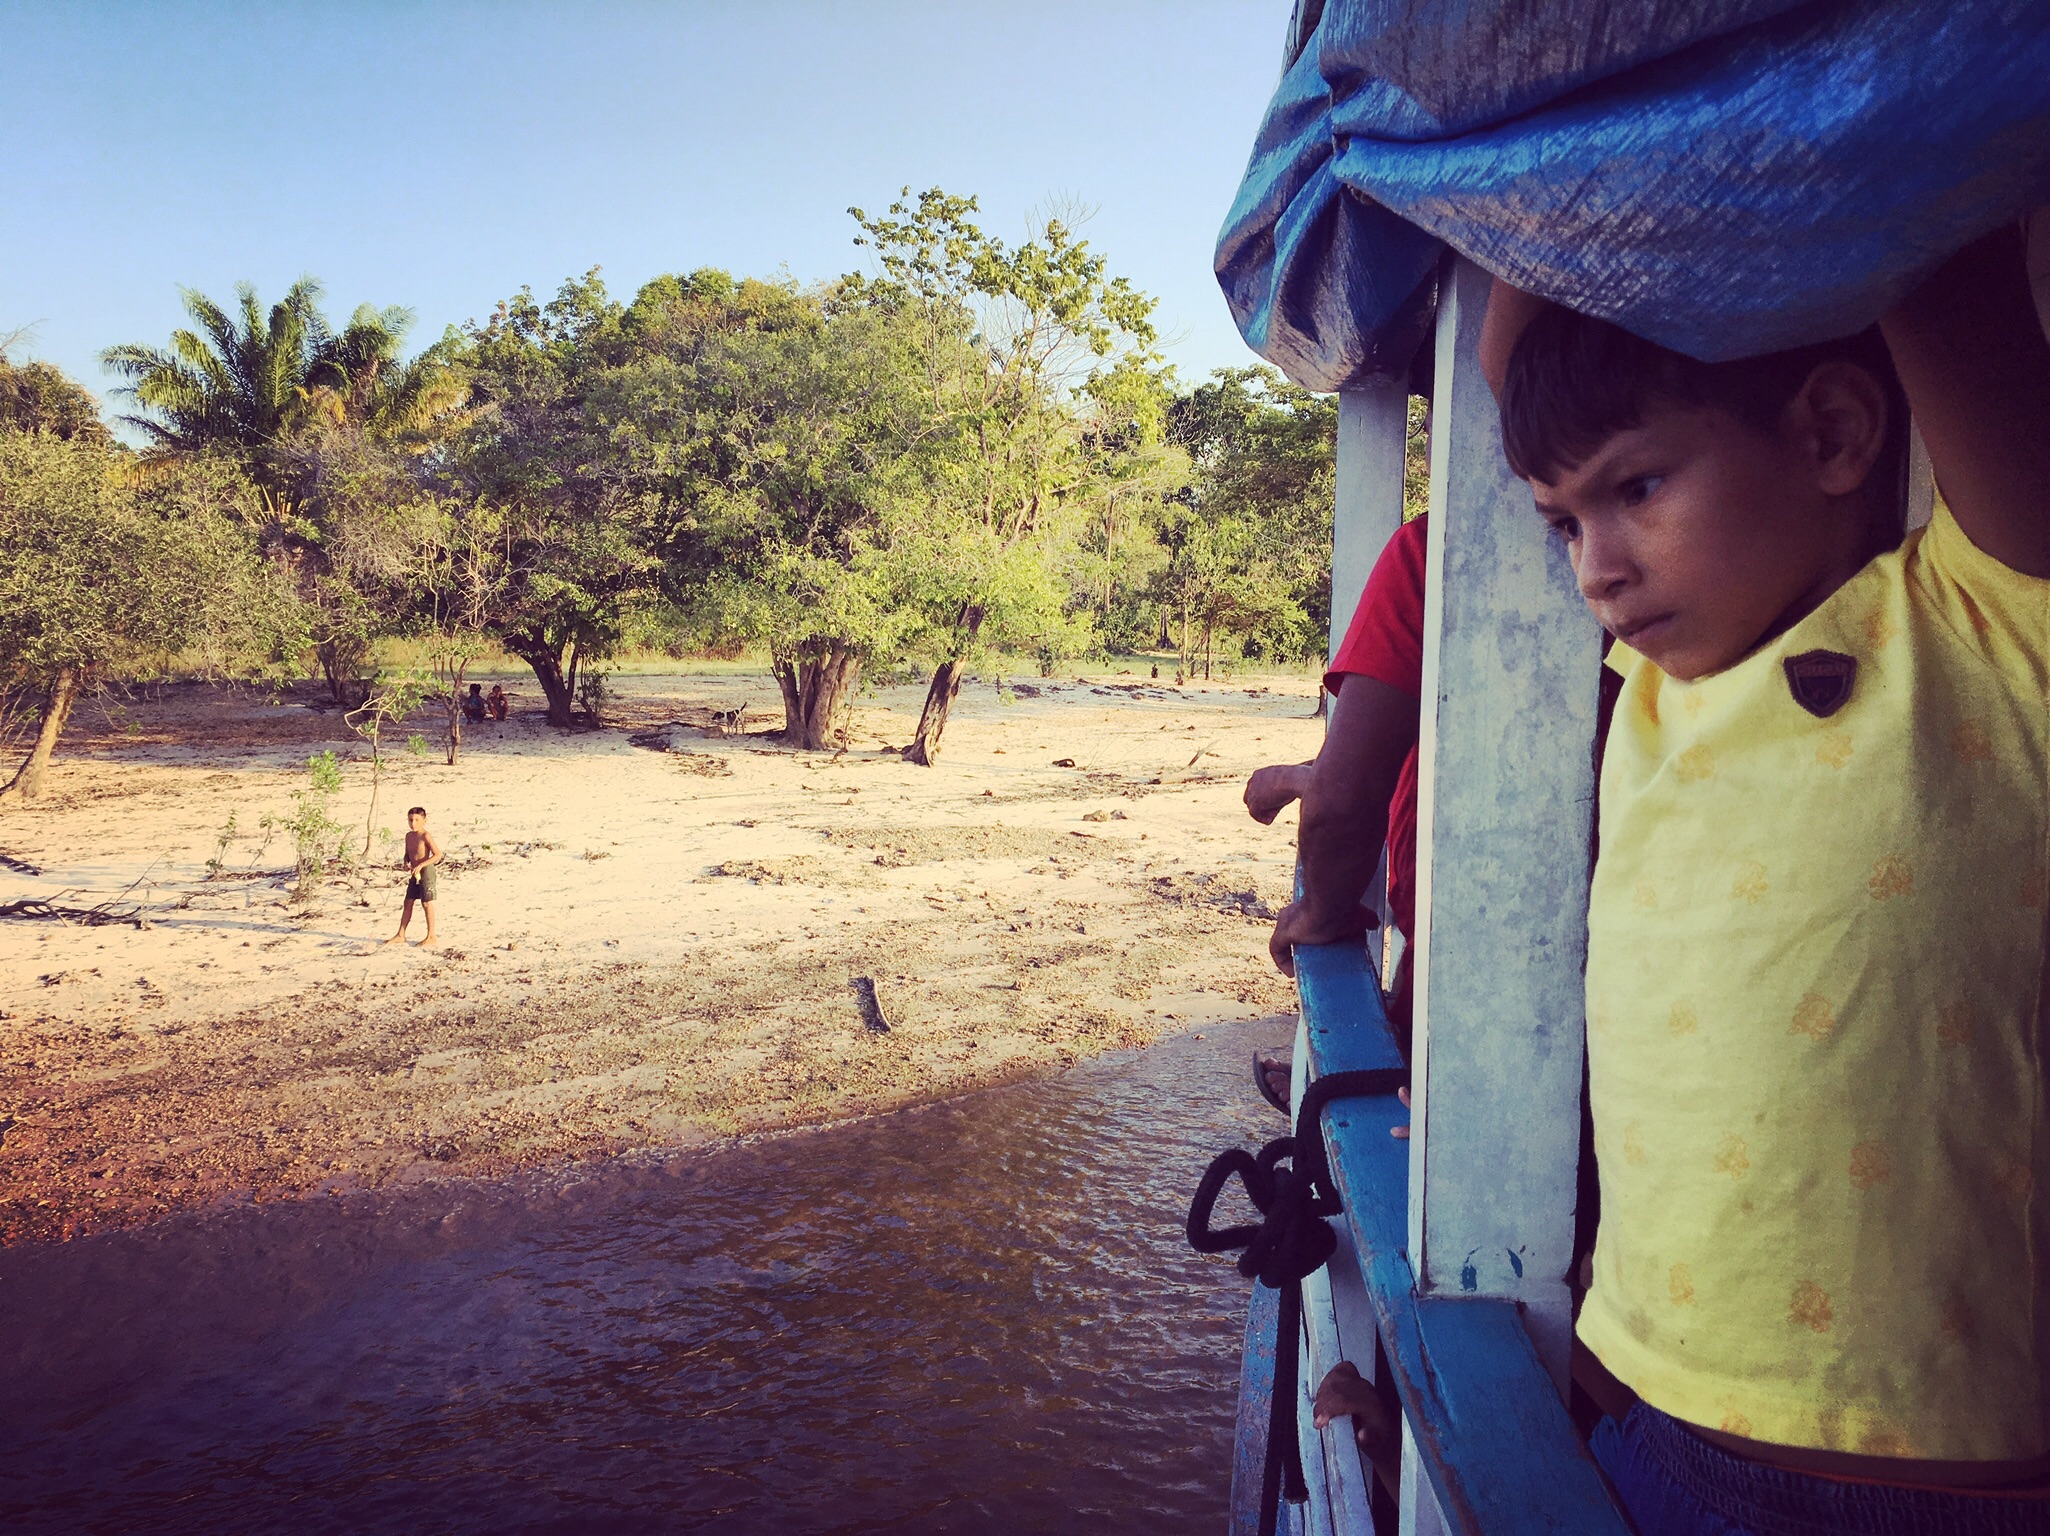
[1400,257,1601,1533]
[1330,388,1410,661]
[1330,385,1411,962]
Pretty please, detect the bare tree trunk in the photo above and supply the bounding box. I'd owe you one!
[564,642,584,722]
[362,736,384,859]
[0,666,80,806]
[830,653,860,745]
[445,659,467,765]
[512,634,576,727]
[905,656,969,766]
[807,647,859,750]
[773,656,804,737]
[905,604,985,767]
[1203,623,1215,681]
[777,644,860,750]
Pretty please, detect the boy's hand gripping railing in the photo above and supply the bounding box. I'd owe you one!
[1188,934,1630,1536]
[1187,1057,1406,1536]
[1274,938,1630,1536]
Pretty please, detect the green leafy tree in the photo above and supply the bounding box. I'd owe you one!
[101,280,463,473]
[275,426,443,704]
[0,433,283,802]
[1068,357,1189,655]
[1149,498,1304,680]
[843,188,1161,764]
[101,279,326,467]
[410,496,516,762]
[0,346,111,445]
[600,269,928,749]
[1160,367,1342,674]
[103,280,467,705]
[442,271,663,727]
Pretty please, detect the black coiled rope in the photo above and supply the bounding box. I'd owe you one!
[1187,1068,1405,1536]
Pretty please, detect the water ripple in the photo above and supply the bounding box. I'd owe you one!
[0,1018,1285,1534]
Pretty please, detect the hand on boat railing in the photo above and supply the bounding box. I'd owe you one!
[1187,1063,1408,1536]
[1266,897,1379,978]
[1286,938,1633,1536]
[1311,1361,1402,1499]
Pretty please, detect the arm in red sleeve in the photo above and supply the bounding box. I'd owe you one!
[1272,519,1427,974]
[1324,514,1427,699]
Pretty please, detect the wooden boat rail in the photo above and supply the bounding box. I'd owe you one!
[1237,942,1629,1536]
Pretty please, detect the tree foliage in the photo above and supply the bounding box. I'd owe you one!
[439,270,664,726]
[0,353,111,445]
[1161,366,1339,676]
[101,279,463,471]
[842,187,1165,761]
[0,431,289,801]
[103,280,469,706]
[0,192,1369,796]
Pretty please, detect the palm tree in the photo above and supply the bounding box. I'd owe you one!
[101,278,326,457]
[103,280,470,706]
[299,302,468,444]
[101,279,464,462]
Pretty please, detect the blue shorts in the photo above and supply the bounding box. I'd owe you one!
[1591,1403,2050,1535]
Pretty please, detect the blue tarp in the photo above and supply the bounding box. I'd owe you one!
[1219,1,2050,391]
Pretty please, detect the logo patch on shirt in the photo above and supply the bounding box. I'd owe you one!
[1783,651,1857,718]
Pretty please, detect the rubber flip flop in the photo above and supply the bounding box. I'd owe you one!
[1252,1047,1292,1115]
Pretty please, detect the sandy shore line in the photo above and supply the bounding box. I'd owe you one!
[0,668,1320,1243]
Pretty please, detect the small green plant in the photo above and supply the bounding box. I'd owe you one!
[204,810,239,879]
[245,814,277,872]
[271,750,352,894]
[576,666,612,724]
[307,749,342,794]
[404,732,430,758]
[346,673,430,858]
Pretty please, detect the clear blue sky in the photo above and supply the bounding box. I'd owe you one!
[1,2,1290,420]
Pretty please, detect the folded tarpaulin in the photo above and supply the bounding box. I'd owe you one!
[1219,0,2050,391]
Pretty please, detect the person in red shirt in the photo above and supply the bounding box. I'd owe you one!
[1244,514,1428,1104]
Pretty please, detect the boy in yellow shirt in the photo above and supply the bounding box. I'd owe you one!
[1484,225,2050,1527]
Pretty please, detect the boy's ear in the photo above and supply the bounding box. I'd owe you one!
[1789,361,1888,497]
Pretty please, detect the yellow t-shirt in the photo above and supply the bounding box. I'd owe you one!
[1579,506,2050,1462]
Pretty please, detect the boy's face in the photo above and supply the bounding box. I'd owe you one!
[408,813,425,831]
[1529,399,1876,681]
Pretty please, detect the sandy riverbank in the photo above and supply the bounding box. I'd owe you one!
[0,668,1322,1243]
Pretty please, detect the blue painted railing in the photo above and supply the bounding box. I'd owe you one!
[1242,941,1632,1536]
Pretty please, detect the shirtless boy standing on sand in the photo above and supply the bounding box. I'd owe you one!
[382,806,441,948]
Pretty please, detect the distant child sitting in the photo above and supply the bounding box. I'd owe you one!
[486,684,509,722]
[463,683,488,723]
[1488,225,2050,1522]
[382,805,442,948]
[1243,513,1426,1107]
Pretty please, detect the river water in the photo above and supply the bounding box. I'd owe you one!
[0,1017,1283,1535]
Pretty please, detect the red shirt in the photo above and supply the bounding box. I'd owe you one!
[1322,515,1426,941]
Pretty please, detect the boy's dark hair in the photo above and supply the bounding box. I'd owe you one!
[407,806,426,818]
[1499,308,1911,534]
